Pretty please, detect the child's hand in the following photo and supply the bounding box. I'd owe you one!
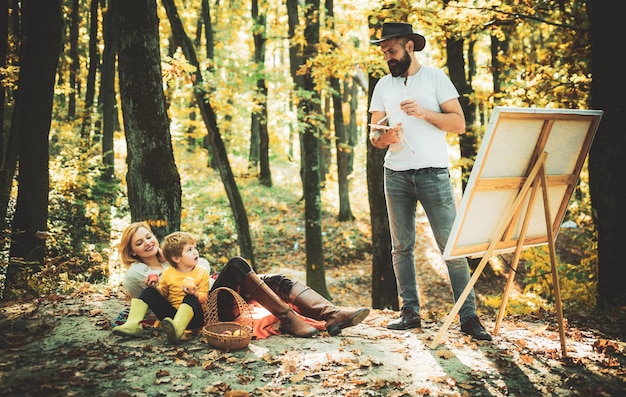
[182,285,197,295]
[182,276,197,295]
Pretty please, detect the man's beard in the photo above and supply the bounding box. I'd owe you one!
[388,50,411,77]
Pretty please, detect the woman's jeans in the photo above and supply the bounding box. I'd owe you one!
[211,256,294,299]
[384,167,477,323]
[210,256,295,320]
[139,288,204,329]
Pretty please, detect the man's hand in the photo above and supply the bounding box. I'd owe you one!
[400,99,427,119]
[370,123,402,148]
[399,97,466,133]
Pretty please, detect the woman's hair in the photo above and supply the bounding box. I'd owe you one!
[161,231,196,267]
[118,221,153,268]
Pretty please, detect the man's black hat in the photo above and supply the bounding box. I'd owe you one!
[369,22,426,51]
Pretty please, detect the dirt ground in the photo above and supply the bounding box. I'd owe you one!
[0,283,625,397]
[1,217,625,396]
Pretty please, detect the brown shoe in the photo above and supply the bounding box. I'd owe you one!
[325,307,370,336]
[288,281,370,336]
[241,272,318,338]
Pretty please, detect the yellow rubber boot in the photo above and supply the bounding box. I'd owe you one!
[162,303,194,343]
[113,298,149,337]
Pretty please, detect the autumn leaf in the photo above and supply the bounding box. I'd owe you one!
[435,349,455,359]
[520,354,534,364]
[155,376,171,384]
[530,324,549,335]
[458,381,475,390]
[593,339,620,355]
[224,390,251,397]
[156,369,170,377]
[202,360,217,370]
[290,371,306,383]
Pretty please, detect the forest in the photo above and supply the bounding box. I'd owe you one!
[0,0,625,396]
[1,0,623,310]
[2,0,623,328]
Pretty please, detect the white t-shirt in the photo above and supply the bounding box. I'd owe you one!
[123,261,170,299]
[369,65,460,171]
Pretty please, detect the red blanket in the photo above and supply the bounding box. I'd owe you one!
[242,303,326,339]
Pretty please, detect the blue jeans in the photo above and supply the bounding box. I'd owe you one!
[384,167,477,323]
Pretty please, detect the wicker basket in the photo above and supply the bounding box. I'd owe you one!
[202,287,253,351]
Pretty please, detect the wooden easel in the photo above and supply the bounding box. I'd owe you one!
[429,151,567,356]
[430,108,602,358]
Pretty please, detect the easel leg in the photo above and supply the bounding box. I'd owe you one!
[494,254,521,334]
[540,167,567,357]
[548,235,567,356]
[429,255,490,349]
[430,152,549,349]
[495,177,543,335]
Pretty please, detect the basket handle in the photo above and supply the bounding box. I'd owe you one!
[204,287,253,327]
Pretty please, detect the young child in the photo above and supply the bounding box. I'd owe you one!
[159,231,211,342]
[113,231,211,343]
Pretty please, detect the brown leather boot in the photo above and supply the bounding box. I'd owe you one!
[288,282,370,336]
[240,272,318,338]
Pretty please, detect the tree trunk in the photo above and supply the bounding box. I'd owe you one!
[286,0,330,298]
[324,0,355,221]
[257,81,271,186]
[249,112,259,172]
[251,0,271,187]
[0,0,16,233]
[346,78,358,175]
[116,0,181,240]
[201,0,213,59]
[304,0,330,299]
[367,18,399,309]
[100,0,117,182]
[9,0,63,267]
[161,0,256,267]
[444,1,484,273]
[286,0,305,196]
[447,37,480,270]
[0,0,8,153]
[198,0,217,169]
[80,0,100,142]
[445,28,476,191]
[320,95,330,187]
[331,75,354,221]
[248,0,260,174]
[367,72,398,310]
[68,0,79,120]
[589,0,626,308]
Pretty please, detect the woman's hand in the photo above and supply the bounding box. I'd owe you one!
[144,273,159,288]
